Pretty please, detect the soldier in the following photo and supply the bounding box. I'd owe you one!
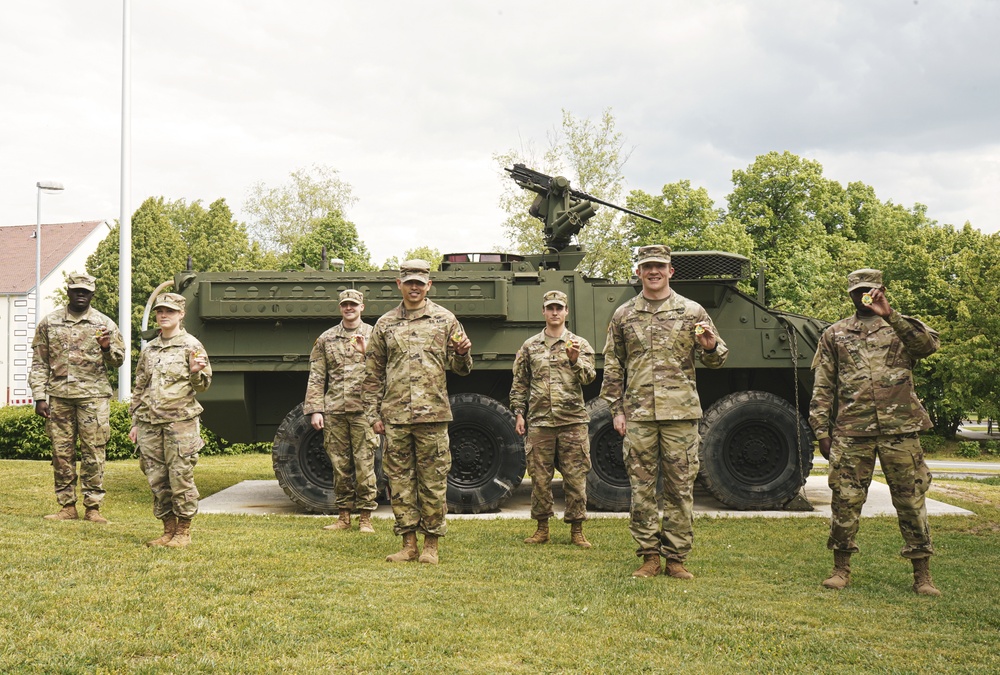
[363,259,472,564]
[510,290,596,548]
[29,272,125,522]
[129,292,212,548]
[810,269,941,595]
[600,245,728,579]
[304,288,379,533]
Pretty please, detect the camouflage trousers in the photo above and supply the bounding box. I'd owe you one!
[526,423,591,522]
[625,419,700,561]
[323,412,379,512]
[46,396,110,508]
[828,433,934,559]
[136,418,204,520]
[383,422,450,537]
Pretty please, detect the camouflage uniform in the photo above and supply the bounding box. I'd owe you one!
[29,283,125,509]
[363,294,472,537]
[810,271,939,559]
[304,304,378,512]
[510,321,595,523]
[130,303,212,520]
[601,250,728,562]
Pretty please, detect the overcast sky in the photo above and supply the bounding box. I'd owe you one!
[2,0,998,267]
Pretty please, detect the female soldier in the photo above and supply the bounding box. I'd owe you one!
[129,292,211,548]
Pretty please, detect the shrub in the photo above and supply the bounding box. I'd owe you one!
[920,434,945,454]
[0,403,269,460]
[983,439,1000,456]
[955,441,982,459]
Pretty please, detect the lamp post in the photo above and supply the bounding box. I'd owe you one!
[35,181,65,325]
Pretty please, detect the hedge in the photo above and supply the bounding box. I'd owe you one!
[0,403,271,461]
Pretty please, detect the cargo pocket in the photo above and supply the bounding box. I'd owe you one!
[176,418,205,458]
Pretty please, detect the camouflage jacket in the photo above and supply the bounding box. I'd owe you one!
[363,300,473,425]
[600,291,728,421]
[130,330,212,424]
[509,329,595,427]
[304,321,373,415]
[809,310,939,438]
[29,306,125,401]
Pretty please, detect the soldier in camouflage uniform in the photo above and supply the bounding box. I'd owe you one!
[600,245,728,579]
[510,290,596,548]
[29,272,125,523]
[810,269,942,595]
[129,293,212,548]
[363,259,472,564]
[304,288,379,533]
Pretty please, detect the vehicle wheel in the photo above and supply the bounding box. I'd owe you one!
[698,391,814,510]
[272,402,388,514]
[446,393,525,514]
[585,398,632,511]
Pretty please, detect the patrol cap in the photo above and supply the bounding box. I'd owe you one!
[542,290,568,308]
[66,273,96,291]
[153,292,186,312]
[399,259,431,283]
[847,268,883,293]
[636,245,671,266]
[339,289,364,305]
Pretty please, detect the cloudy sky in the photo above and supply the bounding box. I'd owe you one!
[2,0,997,267]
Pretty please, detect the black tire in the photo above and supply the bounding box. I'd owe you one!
[446,393,525,514]
[272,402,387,514]
[585,398,632,512]
[698,391,814,510]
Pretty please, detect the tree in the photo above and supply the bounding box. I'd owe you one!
[382,246,443,271]
[168,198,273,272]
[244,164,357,254]
[284,211,375,271]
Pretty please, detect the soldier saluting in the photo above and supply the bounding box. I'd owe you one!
[29,272,125,522]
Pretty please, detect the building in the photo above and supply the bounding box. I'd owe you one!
[0,220,113,406]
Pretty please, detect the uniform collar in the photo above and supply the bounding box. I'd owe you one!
[634,290,681,313]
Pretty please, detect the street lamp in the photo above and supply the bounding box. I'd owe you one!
[35,181,65,325]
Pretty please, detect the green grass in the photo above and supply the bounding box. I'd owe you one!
[2,457,999,673]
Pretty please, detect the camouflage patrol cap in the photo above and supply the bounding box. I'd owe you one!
[847,268,883,293]
[399,259,431,283]
[66,272,96,291]
[636,245,671,265]
[542,290,568,308]
[153,292,186,312]
[339,288,364,305]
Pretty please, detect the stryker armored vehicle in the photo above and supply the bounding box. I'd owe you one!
[161,165,826,513]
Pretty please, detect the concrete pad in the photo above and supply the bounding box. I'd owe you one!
[199,476,973,519]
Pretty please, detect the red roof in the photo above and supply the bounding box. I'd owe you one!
[0,221,108,294]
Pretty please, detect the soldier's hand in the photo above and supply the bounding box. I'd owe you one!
[818,437,832,461]
[694,322,717,351]
[515,414,526,436]
[35,400,50,418]
[351,334,366,354]
[613,413,627,437]
[95,326,111,351]
[565,339,581,364]
[128,426,139,443]
[868,287,891,317]
[311,413,324,431]
[189,350,208,373]
[373,420,385,435]
[452,333,471,356]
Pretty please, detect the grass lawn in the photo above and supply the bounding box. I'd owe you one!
[2,455,999,673]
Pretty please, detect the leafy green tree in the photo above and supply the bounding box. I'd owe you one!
[244,164,357,254]
[168,198,273,272]
[284,211,375,271]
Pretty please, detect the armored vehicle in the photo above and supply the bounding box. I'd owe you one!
[162,165,826,513]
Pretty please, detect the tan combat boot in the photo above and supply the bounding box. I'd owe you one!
[146,514,178,547]
[84,507,109,524]
[386,532,419,562]
[665,561,694,579]
[822,551,852,589]
[912,558,942,596]
[44,504,78,521]
[358,510,375,533]
[570,522,592,549]
[165,517,192,548]
[419,534,440,565]
[632,554,662,578]
[322,509,352,531]
[524,519,550,544]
